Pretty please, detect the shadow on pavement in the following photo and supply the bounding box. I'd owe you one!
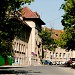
[0,70,28,74]
[58,65,75,69]
[0,69,41,74]
[0,66,42,74]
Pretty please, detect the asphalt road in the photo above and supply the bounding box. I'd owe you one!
[0,65,75,75]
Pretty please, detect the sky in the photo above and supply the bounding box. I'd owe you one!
[24,0,65,30]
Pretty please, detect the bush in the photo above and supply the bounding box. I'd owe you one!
[0,55,5,66]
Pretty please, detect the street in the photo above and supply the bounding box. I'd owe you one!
[0,65,75,75]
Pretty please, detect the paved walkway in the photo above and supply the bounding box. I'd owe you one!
[0,64,43,69]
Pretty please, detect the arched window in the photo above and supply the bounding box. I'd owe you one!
[63,53,65,58]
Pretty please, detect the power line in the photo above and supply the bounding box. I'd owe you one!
[46,17,62,24]
[45,17,63,29]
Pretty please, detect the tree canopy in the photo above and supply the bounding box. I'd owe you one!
[60,0,75,50]
[39,28,57,51]
[0,0,34,57]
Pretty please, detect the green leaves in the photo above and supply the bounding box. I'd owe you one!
[39,28,56,51]
[60,0,75,50]
[0,0,35,56]
[39,29,51,45]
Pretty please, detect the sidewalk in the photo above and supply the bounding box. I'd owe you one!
[0,64,43,69]
[0,65,29,69]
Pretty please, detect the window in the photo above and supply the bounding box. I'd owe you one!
[63,53,65,58]
[56,34,58,36]
[16,43,18,51]
[56,53,58,57]
[14,42,16,51]
[59,53,62,57]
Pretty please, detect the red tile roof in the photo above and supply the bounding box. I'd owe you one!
[43,26,64,40]
[20,7,39,18]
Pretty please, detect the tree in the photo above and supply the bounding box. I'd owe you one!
[55,31,67,48]
[0,0,35,57]
[39,28,56,51]
[0,0,34,18]
[58,27,75,50]
[61,0,75,50]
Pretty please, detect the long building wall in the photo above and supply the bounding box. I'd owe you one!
[12,38,28,66]
[44,47,75,64]
[12,25,31,66]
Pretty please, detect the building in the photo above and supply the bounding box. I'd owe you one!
[12,7,45,66]
[50,47,74,64]
[43,47,75,65]
[42,27,75,64]
[11,16,32,66]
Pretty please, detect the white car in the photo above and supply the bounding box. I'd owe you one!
[71,58,75,68]
[71,62,75,68]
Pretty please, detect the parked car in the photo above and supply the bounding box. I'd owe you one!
[71,58,75,68]
[60,62,65,65]
[52,61,62,65]
[56,62,60,65]
[65,58,72,67]
[42,59,53,65]
[52,62,56,65]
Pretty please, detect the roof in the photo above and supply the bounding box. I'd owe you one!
[19,7,45,25]
[42,26,64,40]
[20,7,39,18]
[51,29,64,40]
[23,18,45,25]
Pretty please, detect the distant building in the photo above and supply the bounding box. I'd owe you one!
[43,26,64,40]
[42,26,75,64]
[43,47,75,64]
[50,47,74,64]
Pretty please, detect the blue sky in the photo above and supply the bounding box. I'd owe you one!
[24,0,65,30]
